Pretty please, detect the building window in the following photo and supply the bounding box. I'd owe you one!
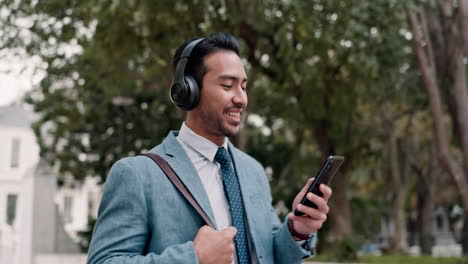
[6,194,18,226]
[87,193,93,217]
[10,138,21,168]
[436,214,444,230]
[64,195,73,223]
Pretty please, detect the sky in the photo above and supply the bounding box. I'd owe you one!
[0,72,32,106]
[0,53,41,106]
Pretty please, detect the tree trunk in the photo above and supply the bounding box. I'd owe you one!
[388,132,408,253]
[439,1,468,253]
[418,146,435,254]
[408,8,468,254]
[416,165,434,254]
[463,214,468,253]
[328,170,352,240]
[417,184,434,254]
[390,188,408,253]
[316,119,352,239]
[450,22,468,189]
[458,0,468,56]
[450,54,468,253]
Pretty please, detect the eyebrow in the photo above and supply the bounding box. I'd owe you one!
[218,74,248,83]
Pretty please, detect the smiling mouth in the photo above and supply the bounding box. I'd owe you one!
[226,112,241,117]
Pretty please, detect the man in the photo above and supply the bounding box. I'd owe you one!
[87,33,332,264]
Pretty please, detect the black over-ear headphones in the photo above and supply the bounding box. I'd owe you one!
[170,38,205,111]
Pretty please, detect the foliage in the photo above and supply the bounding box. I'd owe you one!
[313,235,362,262]
[358,255,468,264]
[312,252,468,264]
[76,217,96,252]
[311,254,468,263]
[350,195,384,241]
[1,0,413,176]
[0,0,439,245]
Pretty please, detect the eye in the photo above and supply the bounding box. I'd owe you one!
[221,84,232,89]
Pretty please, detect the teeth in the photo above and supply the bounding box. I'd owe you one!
[226,112,240,117]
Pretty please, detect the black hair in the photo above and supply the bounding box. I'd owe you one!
[172,32,240,89]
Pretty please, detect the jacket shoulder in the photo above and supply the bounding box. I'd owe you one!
[230,146,265,173]
[107,143,166,179]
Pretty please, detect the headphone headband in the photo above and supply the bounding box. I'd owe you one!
[175,38,205,85]
[181,38,204,58]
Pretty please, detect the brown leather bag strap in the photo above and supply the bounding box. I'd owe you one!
[139,153,215,229]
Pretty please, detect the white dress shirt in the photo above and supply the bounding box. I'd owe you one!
[177,122,240,263]
[176,123,233,231]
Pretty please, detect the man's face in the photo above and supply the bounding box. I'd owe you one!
[188,50,248,144]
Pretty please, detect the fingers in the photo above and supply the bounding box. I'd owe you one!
[198,225,215,233]
[320,184,333,201]
[289,212,325,231]
[288,183,332,235]
[198,225,237,241]
[194,226,236,264]
[308,191,330,213]
[201,225,214,230]
[296,192,329,218]
[294,203,328,221]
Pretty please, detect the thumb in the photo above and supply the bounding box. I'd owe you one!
[300,178,315,195]
[222,226,238,238]
[198,225,215,234]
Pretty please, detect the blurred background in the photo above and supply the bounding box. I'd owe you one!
[1,0,468,263]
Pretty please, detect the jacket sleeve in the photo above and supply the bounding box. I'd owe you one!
[272,214,317,264]
[87,159,199,264]
[259,166,315,263]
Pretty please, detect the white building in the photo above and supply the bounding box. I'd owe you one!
[0,104,100,264]
[56,175,101,245]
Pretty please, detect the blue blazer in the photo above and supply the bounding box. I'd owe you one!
[87,131,315,264]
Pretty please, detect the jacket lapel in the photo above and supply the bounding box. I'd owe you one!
[155,131,217,229]
[228,142,257,218]
[228,142,262,249]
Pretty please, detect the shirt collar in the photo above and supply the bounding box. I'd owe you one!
[177,122,228,162]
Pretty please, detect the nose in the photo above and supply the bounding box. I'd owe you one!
[233,86,247,108]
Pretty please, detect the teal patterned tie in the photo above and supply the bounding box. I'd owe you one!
[215,147,251,264]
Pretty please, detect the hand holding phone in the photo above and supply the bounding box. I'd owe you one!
[293,156,344,216]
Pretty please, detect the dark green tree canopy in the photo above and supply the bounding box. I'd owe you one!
[1,0,425,248]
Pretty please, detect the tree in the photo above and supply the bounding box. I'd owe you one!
[408,0,468,253]
[233,0,415,243]
[1,0,417,248]
[1,0,226,181]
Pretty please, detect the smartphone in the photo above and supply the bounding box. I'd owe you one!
[293,155,344,216]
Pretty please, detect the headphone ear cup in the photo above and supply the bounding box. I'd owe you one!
[170,82,187,109]
[182,75,200,111]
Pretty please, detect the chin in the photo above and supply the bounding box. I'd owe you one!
[221,126,240,138]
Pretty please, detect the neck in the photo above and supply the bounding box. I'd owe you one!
[185,118,225,146]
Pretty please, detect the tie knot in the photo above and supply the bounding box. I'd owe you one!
[214,147,230,164]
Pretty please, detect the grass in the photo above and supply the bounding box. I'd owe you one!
[308,254,468,264]
[360,255,468,264]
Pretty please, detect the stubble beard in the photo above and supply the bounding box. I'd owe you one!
[200,107,240,138]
